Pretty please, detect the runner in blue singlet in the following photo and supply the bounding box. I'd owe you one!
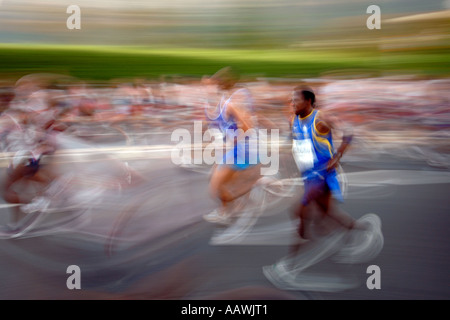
[202,67,261,224]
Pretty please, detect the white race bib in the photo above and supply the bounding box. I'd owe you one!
[292,139,316,172]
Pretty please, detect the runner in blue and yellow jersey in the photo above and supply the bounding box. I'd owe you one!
[289,86,363,247]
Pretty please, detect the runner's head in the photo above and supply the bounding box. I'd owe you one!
[209,66,239,91]
[291,86,315,115]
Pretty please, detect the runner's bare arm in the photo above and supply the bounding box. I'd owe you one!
[227,101,253,132]
[316,111,353,170]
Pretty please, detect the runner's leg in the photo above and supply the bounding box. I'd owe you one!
[209,165,235,215]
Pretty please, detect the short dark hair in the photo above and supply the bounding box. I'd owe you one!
[293,85,315,107]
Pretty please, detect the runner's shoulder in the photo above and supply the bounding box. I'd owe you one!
[315,109,336,132]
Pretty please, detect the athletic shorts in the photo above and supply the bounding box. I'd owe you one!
[222,140,259,171]
[301,170,343,206]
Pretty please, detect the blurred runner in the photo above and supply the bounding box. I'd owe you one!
[262,85,384,292]
[288,85,366,254]
[1,75,68,227]
[202,67,261,224]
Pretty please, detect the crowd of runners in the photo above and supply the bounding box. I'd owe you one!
[0,70,448,291]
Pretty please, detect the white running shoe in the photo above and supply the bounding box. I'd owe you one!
[273,259,296,279]
[333,213,384,264]
[203,209,231,225]
[263,260,296,290]
[21,196,50,214]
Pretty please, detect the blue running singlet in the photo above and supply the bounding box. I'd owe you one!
[292,109,343,203]
[206,88,258,170]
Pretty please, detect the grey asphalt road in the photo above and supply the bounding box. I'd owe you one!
[0,144,449,301]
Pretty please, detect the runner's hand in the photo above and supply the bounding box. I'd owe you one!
[326,152,342,171]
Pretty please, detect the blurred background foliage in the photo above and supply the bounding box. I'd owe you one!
[0,0,448,81]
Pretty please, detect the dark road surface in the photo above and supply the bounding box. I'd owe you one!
[0,142,449,301]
